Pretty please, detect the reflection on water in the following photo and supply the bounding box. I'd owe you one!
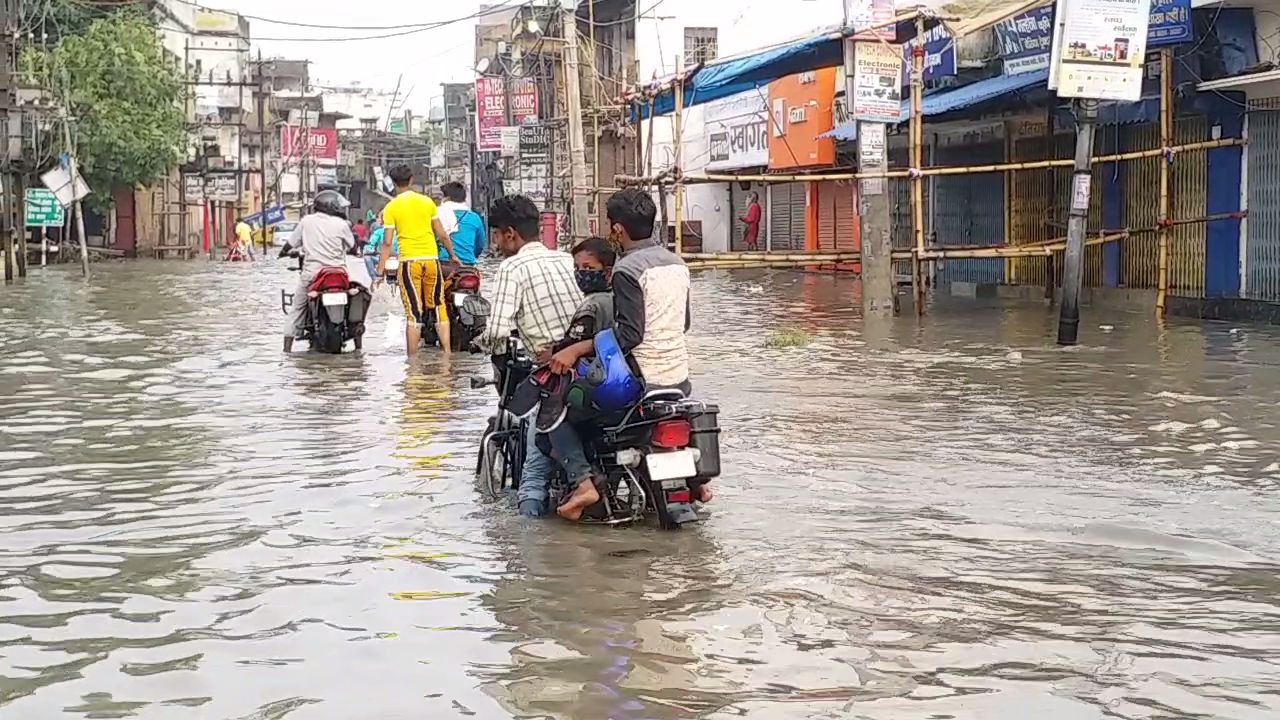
[1,260,1279,719]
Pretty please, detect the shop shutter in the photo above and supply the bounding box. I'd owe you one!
[933,140,1006,285]
[817,182,837,251]
[833,181,857,251]
[1248,102,1280,301]
[769,183,792,251]
[788,183,808,251]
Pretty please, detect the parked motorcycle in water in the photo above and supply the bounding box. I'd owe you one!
[279,250,372,353]
[423,265,490,351]
[472,331,721,529]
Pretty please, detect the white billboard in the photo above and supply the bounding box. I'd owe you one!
[703,90,770,171]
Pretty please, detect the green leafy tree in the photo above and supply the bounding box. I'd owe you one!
[24,9,187,201]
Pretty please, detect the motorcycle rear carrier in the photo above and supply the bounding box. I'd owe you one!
[690,404,721,479]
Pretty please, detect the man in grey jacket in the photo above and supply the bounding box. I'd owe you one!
[557,189,708,521]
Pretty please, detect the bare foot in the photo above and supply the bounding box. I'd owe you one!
[557,479,600,521]
[695,484,713,503]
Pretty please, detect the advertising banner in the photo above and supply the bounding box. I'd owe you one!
[851,41,903,124]
[999,0,1191,76]
[280,126,338,162]
[1055,0,1152,101]
[510,78,539,124]
[475,77,506,152]
[704,90,770,171]
[843,0,894,40]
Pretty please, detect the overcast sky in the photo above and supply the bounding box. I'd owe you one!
[208,0,845,112]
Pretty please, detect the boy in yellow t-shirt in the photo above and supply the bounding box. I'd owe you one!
[376,164,457,356]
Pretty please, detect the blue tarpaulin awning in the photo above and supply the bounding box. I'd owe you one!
[822,68,1051,140]
[635,30,844,120]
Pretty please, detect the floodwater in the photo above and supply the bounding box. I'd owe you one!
[2,260,1279,720]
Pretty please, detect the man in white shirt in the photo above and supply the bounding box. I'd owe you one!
[476,194,583,517]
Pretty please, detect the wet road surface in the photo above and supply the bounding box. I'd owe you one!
[1,259,1279,719]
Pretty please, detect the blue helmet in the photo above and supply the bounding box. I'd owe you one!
[568,328,643,413]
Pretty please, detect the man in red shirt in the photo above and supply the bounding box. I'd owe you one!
[352,219,370,245]
[740,192,762,250]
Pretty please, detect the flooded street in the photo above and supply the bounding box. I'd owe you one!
[2,259,1280,719]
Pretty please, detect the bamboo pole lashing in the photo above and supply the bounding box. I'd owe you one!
[911,14,926,317]
[669,137,1243,185]
[1155,47,1173,318]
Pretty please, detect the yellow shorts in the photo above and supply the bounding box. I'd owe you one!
[399,259,449,325]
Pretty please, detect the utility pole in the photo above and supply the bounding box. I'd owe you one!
[61,109,90,278]
[1056,99,1098,345]
[845,34,895,316]
[256,51,267,253]
[561,0,591,244]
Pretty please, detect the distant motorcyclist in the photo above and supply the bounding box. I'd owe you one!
[281,190,357,353]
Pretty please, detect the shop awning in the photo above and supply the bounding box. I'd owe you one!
[821,67,1051,140]
[632,1,1053,121]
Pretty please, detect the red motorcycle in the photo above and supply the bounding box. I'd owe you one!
[280,253,372,353]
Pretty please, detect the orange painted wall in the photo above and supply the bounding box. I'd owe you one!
[767,67,838,170]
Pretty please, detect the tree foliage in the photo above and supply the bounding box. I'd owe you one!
[24,9,187,198]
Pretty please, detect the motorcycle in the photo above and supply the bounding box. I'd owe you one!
[423,265,490,351]
[472,332,721,530]
[279,249,372,353]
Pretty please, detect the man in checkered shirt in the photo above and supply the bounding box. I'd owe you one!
[477,194,583,516]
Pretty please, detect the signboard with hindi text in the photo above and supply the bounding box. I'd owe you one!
[1054,0,1152,101]
[24,188,64,227]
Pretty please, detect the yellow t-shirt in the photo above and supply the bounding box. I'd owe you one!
[382,191,439,260]
[235,221,252,244]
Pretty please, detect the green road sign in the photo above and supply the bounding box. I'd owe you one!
[25,189,65,227]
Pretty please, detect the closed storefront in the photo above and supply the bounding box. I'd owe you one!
[815,181,858,251]
[769,182,808,251]
[1247,101,1280,301]
[932,139,1006,286]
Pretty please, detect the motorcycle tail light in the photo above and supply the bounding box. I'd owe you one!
[651,419,691,449]
[666,490,692,503]
[456,274,480,292]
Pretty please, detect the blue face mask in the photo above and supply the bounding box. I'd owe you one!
[575,269,610,294]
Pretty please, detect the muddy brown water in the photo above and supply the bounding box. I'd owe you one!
[1,260,1279,719]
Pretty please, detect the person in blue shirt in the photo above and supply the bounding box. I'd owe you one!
[363,215,399,282]
[437,182,488,266]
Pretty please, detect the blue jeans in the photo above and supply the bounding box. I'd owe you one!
[518,414,554,514]
[548,422,593,485]
[363,255,379,283]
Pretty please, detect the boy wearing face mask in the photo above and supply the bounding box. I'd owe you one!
[545,236,617,375]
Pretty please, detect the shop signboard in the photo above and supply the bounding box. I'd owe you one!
[704,90,769,171]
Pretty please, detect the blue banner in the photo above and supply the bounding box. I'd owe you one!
[997,0,1193,75]
[244,205,287,228]
[1149,0,1193,47]
[901,23,956,86]
[994,7,1054,75]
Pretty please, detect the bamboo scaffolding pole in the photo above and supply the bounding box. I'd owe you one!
[653,138,1243,185]
[644,99,655,177]
[683,251,861,262]
[673,54,685,254]
[910,15,926,316]
[1155,47,1173,317]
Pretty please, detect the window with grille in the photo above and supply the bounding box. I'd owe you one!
[683,27,719,66]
